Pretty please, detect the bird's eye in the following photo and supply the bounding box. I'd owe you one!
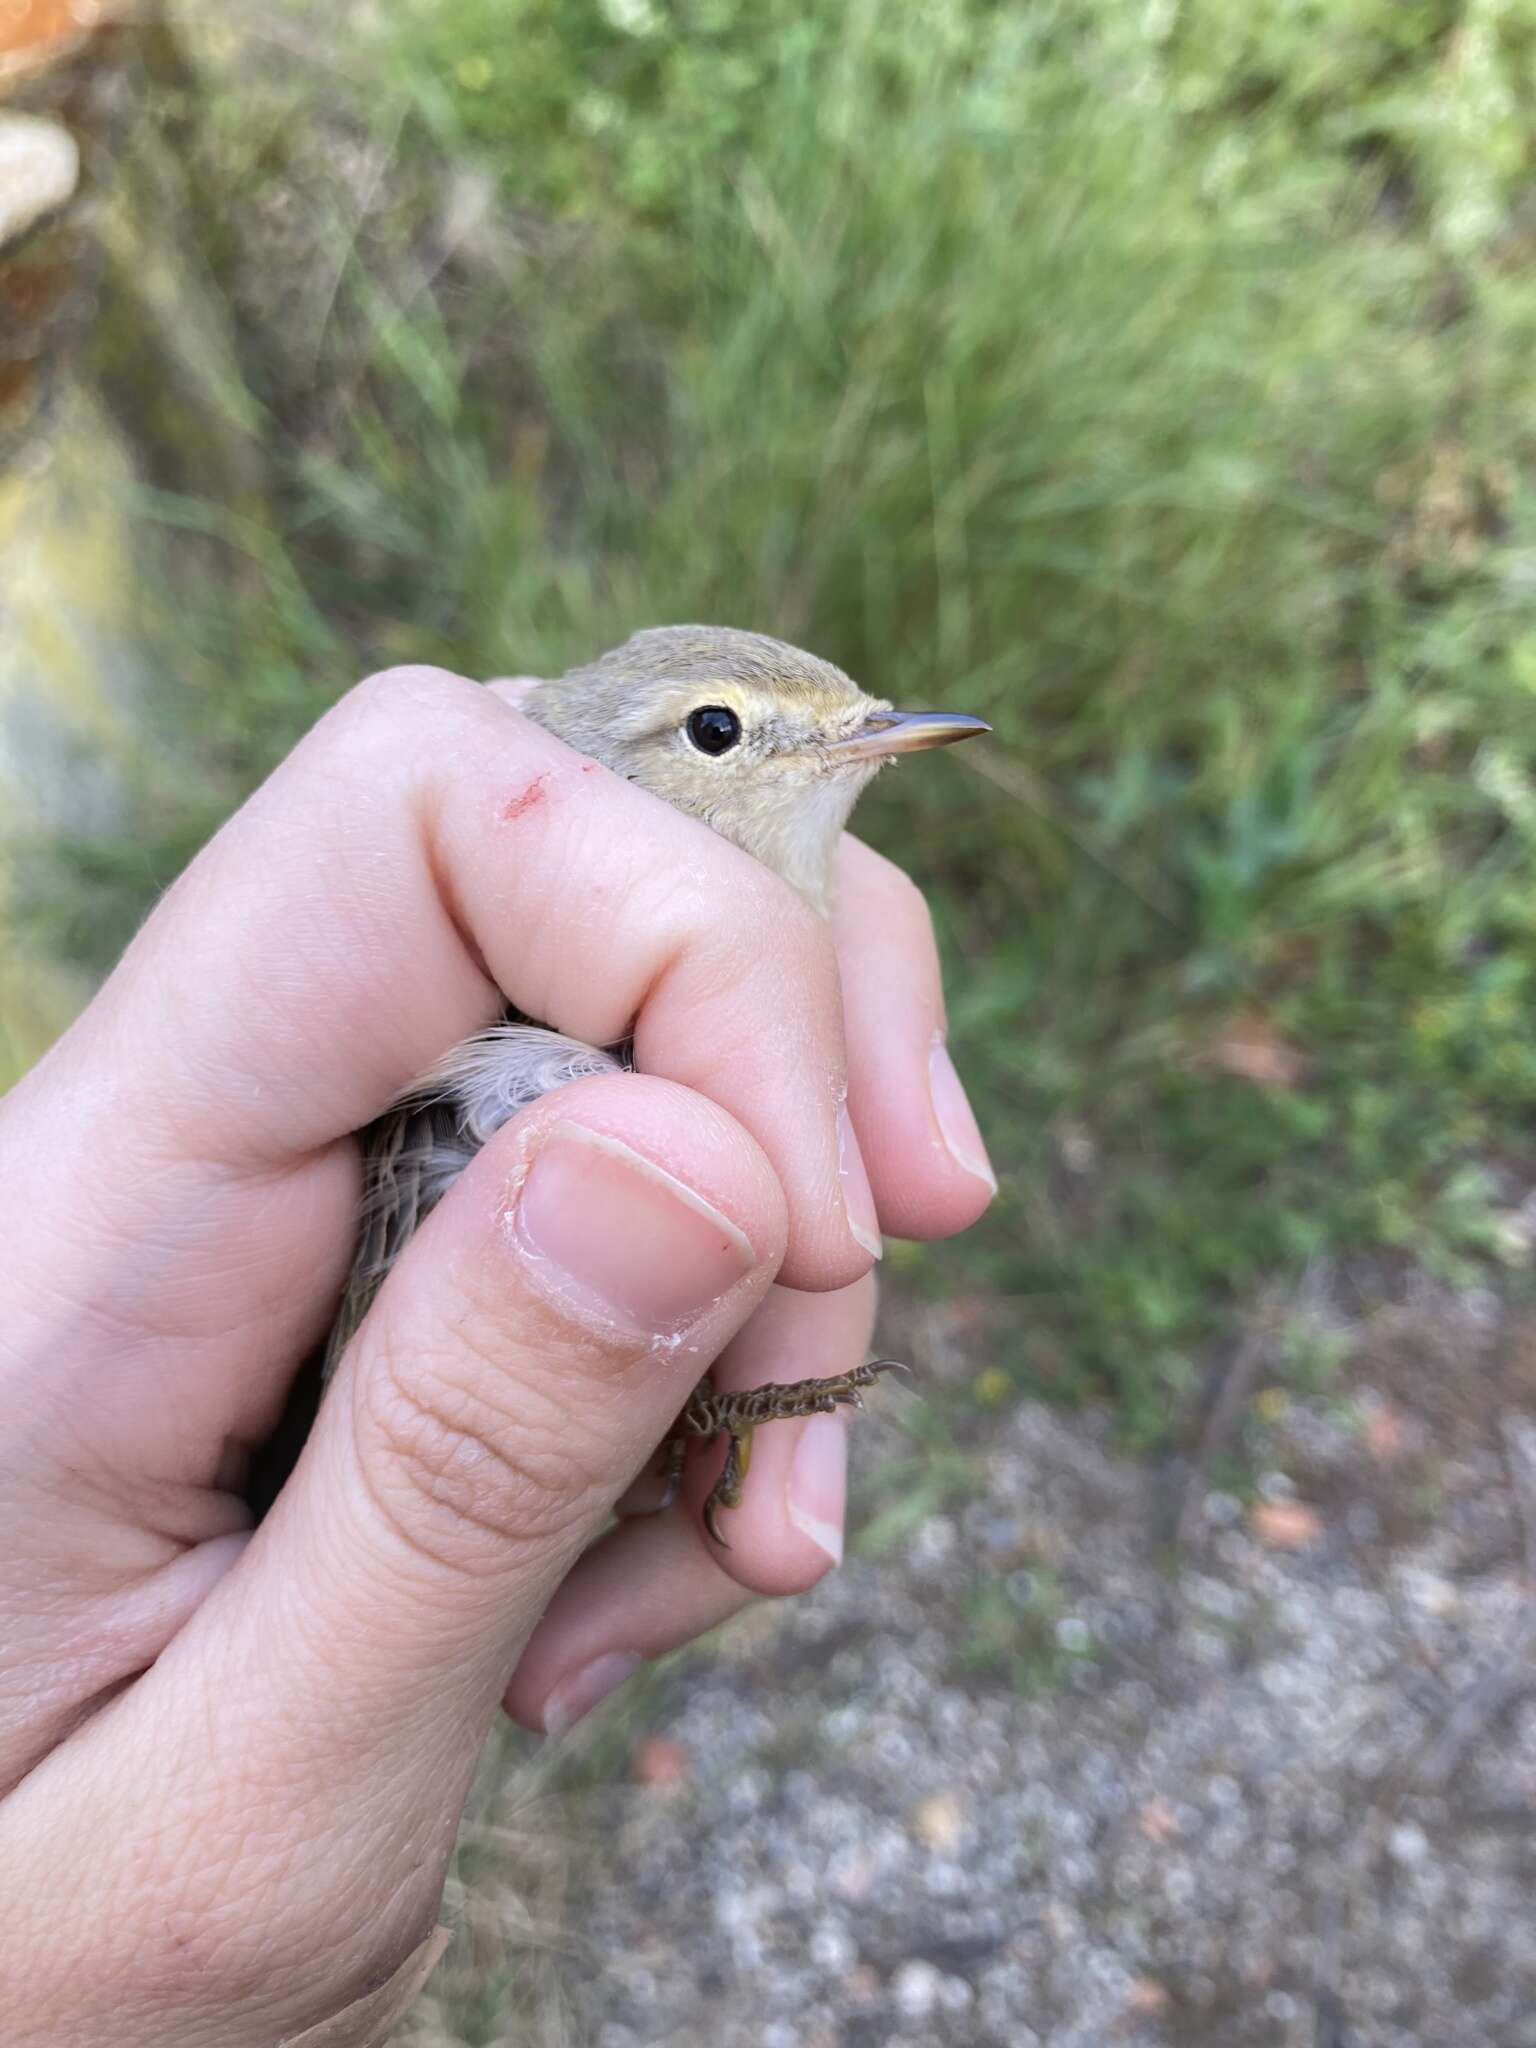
[686,705,742,756]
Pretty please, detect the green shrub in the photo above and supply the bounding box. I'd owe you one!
[24,0,1536,1438]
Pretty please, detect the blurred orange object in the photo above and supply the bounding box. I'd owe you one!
[0,2,132,89]
[1248,1499,1324,1550]
[1207,1008,1310,1091]
[630,1736,691,1790]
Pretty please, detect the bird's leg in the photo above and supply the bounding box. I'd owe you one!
[688,1360,908,1548]
[624,1362,908,1545]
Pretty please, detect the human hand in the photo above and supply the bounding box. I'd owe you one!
[0,667,994,2044]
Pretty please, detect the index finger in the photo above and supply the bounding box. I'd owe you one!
[33,666,876,1294]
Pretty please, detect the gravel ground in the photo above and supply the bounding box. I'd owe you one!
[507,1277,1536,2048]
[406,1271,1536,2048]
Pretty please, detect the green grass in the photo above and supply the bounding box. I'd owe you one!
[24,0,1536,1443]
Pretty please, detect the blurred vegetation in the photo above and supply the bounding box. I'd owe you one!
[21,0,1536,1443]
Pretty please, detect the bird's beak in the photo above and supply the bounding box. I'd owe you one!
[828,709,991,763]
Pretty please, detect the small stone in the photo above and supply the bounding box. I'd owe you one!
[1345,1500,1383,1544]
[1399,1567,1459,1618]
[831,1851,875,1901]
[630,1735,689,1789]
[910,1791,967,1853]
[1135,1797,1180,1843]
[938,1973,976,2013]
[1361,1397,1405,1462]
[1045,1899,1084,1942]
[810,1921,856,1973]
[1461,1286,1501,1328]
[1249,1499,1323,1549]
[892,1960,942,2019]
[1202,1489,1243,1528]
[1389,1822,1431,1867]
[1125,1977,1171,2017]
[844,1964,881,2005]
[970,1509,1024,1556]
[912,1516,959,1567]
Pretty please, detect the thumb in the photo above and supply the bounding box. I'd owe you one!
[25,1074,785,2032]
[257,1069,784,1733]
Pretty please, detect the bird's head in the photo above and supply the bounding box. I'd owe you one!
[523,625,987,911]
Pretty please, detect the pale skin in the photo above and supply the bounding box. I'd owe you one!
[0,667,994,2045]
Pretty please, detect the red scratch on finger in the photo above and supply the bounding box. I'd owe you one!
[500,775,548,821]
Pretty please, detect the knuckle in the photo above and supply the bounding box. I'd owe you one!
[360,1339,598,1571]
[895,875,937,961]
[322,665,487,766]
[846,840,935,942]
[642,847,838,1026]
[350,662,476,718]
[853,838,906,888]
[870,849,932,934]
[893,862,933,926]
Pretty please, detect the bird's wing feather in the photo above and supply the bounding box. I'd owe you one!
[324,1022,629,1378]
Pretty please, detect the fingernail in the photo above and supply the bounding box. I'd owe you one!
[837,1105,883,1261]
[786,1411,847,1566]
[515,1121,757,1332]
[929,1037,997,1194]
[540,1651,642,1737]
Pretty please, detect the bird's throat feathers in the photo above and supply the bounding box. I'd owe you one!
[700,756,878,913]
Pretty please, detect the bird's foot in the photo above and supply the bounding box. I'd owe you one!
[627,1360,909,1548]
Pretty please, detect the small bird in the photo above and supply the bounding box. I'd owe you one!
[325,626,987,1542]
